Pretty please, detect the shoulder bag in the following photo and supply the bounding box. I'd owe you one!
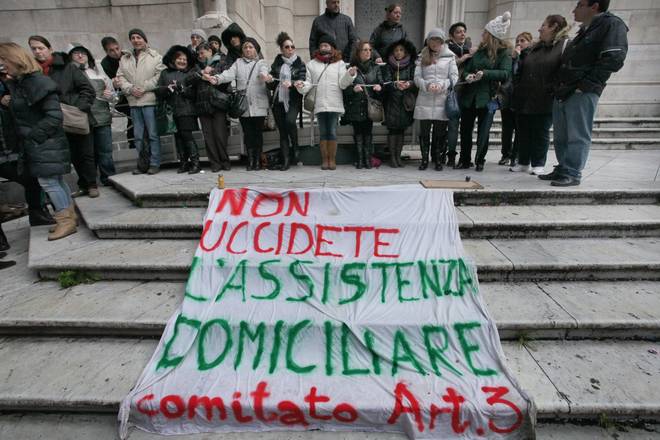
[445,77,461,120]
[303,63,330,113]
[228,61,258,119]
[60,103,90,135]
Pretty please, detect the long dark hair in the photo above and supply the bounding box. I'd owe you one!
[350,40,372,66]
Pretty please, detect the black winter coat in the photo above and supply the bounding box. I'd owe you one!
[47,52,95,113]
[156,46,198,119]
[268,55,306,108]
[309,9,357,62]
[0,104,19,164]
[554,12,628,100]
[513,38,567,114]
[369,21,407,61]
[7,73,70,177]
[382,60,417,130]
[343,60,383,123]
[222,23,246,68]
[188,54,231,116]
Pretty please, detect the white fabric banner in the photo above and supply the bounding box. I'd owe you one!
[119,185,536,439]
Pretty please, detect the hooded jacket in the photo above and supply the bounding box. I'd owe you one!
[554,11,628,100]
[369,21,408,61]
[382,39,418,130]
[221,23,246,67]
[45,52,96,114]
[6,73,70,177]
[413,45,459,120]
[155,45,199,119]
[116,47,166,107]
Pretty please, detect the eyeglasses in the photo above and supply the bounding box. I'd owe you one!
[283,45,295,49]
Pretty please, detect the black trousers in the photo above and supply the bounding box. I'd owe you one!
[273,100,300,156]
[199,112,230,169]
[515,113,553,167]
[0,161,43,209]
[240,117,265,156]
[500,108,516,160]
[67,132,97,190]
[419,120,448,163]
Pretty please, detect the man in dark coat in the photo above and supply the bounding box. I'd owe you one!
[29,35,98,197]
[309,0,357,62]
[101,36,134,149]
[544,0,628,186]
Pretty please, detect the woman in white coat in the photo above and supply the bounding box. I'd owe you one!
[207,37,271,170]
[413,28,459,171]
[295,34,356,170]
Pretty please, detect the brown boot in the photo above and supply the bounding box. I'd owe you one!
[319,140,329,170]
[48,206,77,241]
[327,140,337,170]
[49,205,78,232]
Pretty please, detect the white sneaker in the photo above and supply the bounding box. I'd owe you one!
[509,164,530,172]
[530,166,545,175]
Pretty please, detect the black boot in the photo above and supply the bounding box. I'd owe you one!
[246,150,255,171]
[280,139,290,171]
[0,259,16,270]
[290,131,300,166]
[177,161,189,173]
[354,136,363,169]
[395,134,405,167]
[364,134,373,169]
[446,152,456,169]
[29,208,56,226]
[388,135,397,168]
[253,147,263,170]
[418,136,429,170]
[187,142,201,174]
[0,225,9,251]
[433,134,445,171]
[175,136,188,173]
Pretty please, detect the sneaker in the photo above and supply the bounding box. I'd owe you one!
[530,166,545,175]
[88,187,100,198]
[509,164,530,172]
[550,175,581,187]
[147,166,160,175]
[71,189,89,198]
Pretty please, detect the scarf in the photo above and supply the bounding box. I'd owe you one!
[278,54,297,112]
[315,52,332,63]
[39,57,54,76]
[388,54,411,69]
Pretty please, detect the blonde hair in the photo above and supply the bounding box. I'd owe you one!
[480,32,512,63]
[0,42,42,76]
[420,44,442,66]
[515,32,533,44]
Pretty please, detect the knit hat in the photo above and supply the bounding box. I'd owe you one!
[66,42,86,55]
[425,28,447,42]
[128,28,148,42]
[318,34,337,49]
[208,35,222,47]
[191,29,207,40]
[485,11,511,40]
[242,37,262,56]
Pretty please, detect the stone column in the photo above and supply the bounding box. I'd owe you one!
[193,0,232,30]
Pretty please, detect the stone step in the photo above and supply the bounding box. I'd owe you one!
[0,337,658,423]
[27,224,660,282]
[1,413,658,440]
[76,189,660,239]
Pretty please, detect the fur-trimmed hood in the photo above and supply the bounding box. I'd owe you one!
[162,45,195,71]
[383,38,418,63]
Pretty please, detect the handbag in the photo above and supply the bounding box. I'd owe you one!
[303,63,330,113]
[364,90,384,123]
[445,77,461,120]
[156,101,177,136]
[228,62,257,119]
[60,103,90,135]
[403,91,416,112]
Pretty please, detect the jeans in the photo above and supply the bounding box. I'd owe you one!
[37,176,72,212]
[447,116,459,157]
[67,132,97,190]
[552,92,599,179]
[0,161,43,210]
[317,112,340,141]
[459,106,496,166]
[516,113,553,167]
[92,125,116,185]
[199,112,230,169]
[131,106,161,167]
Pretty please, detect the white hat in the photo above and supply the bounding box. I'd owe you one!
[425,28,447,42]
[191,29,207,40]
[485,11,511,40]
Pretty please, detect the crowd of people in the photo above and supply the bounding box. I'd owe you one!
[0,0,628,254]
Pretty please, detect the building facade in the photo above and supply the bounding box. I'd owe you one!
[0,0,658,116]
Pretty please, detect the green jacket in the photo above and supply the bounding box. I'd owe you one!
[460,47,512,109]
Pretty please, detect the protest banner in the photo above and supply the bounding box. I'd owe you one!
[119,185,536,439]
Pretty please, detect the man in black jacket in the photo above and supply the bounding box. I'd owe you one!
[543,0,628,186]
[29,36,98,197]
[309,0,357,62]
